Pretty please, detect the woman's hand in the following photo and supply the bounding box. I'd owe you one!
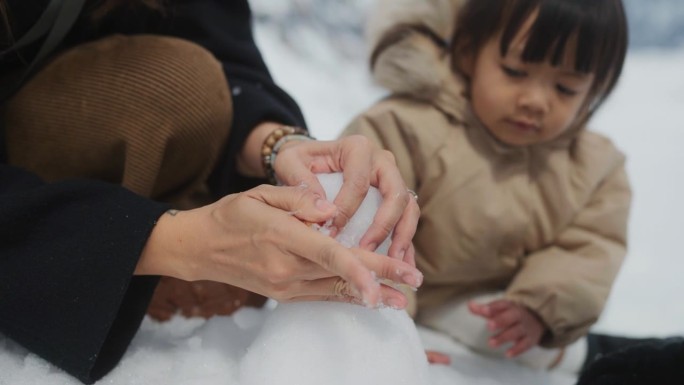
[136,184,423,308]
[274,135,419,266]
[468,299,546,358]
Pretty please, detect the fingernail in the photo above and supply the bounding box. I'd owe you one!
[386,297,405,310]
[402,271,423,287]
[315,199,335,212]
[328,226,339,238]
[396,248,406,260]
[366,243,378,252]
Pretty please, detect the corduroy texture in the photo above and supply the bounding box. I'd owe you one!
[5,34,231,206]
[4,34,266,321]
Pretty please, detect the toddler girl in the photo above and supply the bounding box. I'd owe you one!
[344,0,630,373]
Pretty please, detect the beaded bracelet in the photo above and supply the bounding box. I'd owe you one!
[261,125,315,185]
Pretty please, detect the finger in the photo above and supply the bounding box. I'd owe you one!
[352,247,423,288]
[246,184,336,224]
[272,140,330,196]
[357,153,408,252]
[469,299,512,318]
[506,336,536,358]
[426,351,452,365]
[488,307,521,331]
[483,299,514,314]
[332,151,372,235]
[284,227,382,306]
[386,193,419,260]
[467,300,490,318]
[289,278,409,309]
[284,224,423,306]
[468,300,507,318]
[402,243,417,267]
[489,323,525,348]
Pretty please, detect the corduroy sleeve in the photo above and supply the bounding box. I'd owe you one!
[0,164,170,384]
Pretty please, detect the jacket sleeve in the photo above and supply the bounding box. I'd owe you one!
[505,160,632,348]
[0,164,170,384]
[160,0,307,196]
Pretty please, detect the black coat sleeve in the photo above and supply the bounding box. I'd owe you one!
[1,1,304,381]
[159,0,307,196]
[0,165,170,384]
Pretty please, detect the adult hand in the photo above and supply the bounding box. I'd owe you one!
[136,184,423,308]
[468,299,545,358]
[275,135,419,266]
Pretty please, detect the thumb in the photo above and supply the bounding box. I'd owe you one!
[246,184,337,224]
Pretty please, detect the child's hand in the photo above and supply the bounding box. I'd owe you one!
[468,299,545,358]
[425,350,451,365]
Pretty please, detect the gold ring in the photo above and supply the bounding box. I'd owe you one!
[407,189,418,200]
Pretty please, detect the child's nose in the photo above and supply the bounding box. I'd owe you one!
[517,83,550,115]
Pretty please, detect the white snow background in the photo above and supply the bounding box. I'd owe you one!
[2,1,683,384]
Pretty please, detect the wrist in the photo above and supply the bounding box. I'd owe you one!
[135,209,190,279]
[261,125,314,185]
[237,122,281,178]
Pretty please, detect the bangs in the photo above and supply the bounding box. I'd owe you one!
[498,0,628,98]
[454,0,628,110]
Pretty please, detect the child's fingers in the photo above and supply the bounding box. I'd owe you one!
[489,323,524,348]
[426,350,451,365]
[488,307,522,331]
[468,298,511,317]
[505,336,536,358]
[467,300,489,317]
[483,299,514,313]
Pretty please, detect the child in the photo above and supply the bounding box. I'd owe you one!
[343,0,632,374]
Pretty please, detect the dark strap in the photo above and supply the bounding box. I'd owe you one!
[1,0,87,162]
[1,0,87,100]
[1,0,65,54]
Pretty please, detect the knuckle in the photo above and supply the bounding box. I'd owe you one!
[373,218,395,238]
[268,282,291,301]
[316,243,338,270]
[348,173,371,195]
[345,134,374,149]
[270,267,291,286]
[380,149,396,165]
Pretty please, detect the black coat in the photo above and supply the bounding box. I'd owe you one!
[577,338,684,385]
[0,1,305,383]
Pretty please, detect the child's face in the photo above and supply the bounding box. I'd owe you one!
[467,19,594,147]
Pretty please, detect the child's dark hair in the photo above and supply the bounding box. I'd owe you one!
[452,0,628,113]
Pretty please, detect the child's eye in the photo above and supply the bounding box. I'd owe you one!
[556,84,578,96]
[501,65,526,78]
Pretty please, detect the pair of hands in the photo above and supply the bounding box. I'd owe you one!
[137,131,422,310]
[427,299,546,365]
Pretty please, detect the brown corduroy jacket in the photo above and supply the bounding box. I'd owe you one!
[342,0,631,348]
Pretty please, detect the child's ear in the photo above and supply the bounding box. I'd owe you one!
[459,53,475,77]
[451,41,475,77]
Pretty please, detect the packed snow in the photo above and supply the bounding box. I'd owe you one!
[2,3,684,384]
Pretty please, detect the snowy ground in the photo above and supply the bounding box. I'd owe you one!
[2,8,684,385]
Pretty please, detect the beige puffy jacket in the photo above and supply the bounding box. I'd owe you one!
[343,0,631,347]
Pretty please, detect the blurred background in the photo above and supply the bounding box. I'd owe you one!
[250,0,684,56]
